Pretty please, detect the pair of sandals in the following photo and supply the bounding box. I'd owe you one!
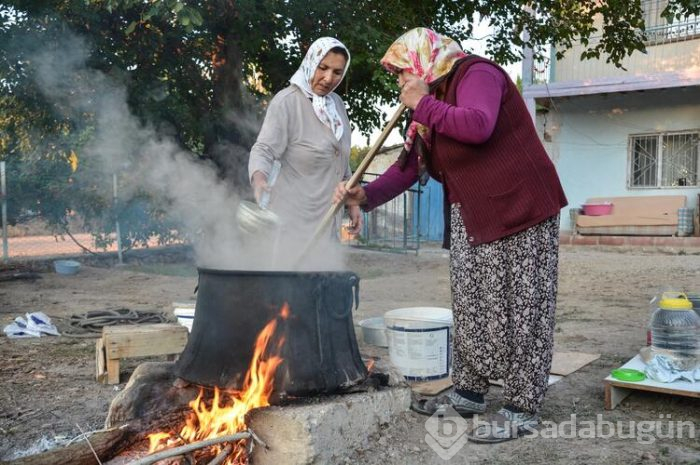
[412,392,539,443]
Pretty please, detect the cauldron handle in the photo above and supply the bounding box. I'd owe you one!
[349,274,360,311]
[328,274,360,320]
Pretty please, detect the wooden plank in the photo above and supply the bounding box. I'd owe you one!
[607,379,700,398]
[550,351,600,376]
[411,377,453,396]
[103,324,188,359]
[102,323,185,336]
[106,358,120,385]
[95,337,106,383]
[605,382,633,410]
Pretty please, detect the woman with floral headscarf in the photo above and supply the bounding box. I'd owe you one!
[248,37,361,243]
[335,27,568,443]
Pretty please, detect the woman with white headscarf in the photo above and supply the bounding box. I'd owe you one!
[248,37,360,243]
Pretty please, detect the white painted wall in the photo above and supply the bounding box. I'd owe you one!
[365,145,402,175]
[541,87,700,231]
[555,35,700,84]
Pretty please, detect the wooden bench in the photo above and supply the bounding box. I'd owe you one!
[604,355,700,409]
[576,195,686,236]
[95,323,188,384]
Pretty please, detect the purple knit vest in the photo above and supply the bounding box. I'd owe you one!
[428,56,567,246]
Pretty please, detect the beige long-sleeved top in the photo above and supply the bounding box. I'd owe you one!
[248,85,352,240]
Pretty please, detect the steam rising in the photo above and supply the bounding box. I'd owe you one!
[28,32,346,271]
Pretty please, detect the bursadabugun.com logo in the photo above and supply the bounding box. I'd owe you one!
[517,414,697,444]
[425,410,697,460]
[524,413,696,444]
[424,406,470,460]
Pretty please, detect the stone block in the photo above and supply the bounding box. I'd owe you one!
[249,386,412,465]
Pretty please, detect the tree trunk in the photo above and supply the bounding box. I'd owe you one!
[203,30,256,193]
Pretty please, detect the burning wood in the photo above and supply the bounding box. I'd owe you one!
[134,304,289,465]
[128,432,251,465]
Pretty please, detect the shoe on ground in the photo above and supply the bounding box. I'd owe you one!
[411,390,486,417]
[467,407,539,444]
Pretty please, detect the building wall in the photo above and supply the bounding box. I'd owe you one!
[554,38,700,83]
[365,145,402,176]
[546,87,700,231]
[551,6,700,84]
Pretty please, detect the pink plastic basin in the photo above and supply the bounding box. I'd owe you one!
[582,202,613,216]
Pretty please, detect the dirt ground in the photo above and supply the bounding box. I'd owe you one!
[1,244,700,464]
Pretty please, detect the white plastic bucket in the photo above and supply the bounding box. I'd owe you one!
[384,307,452,380]
[173,302,196,333]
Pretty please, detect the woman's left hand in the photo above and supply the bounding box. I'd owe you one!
[347,205,363,234]
[400,74,429,110]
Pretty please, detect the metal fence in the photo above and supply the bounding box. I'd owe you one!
[356,172,424,253]
[643,0,700,44]
[0,160,159,263]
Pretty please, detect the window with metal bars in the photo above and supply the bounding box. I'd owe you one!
[629,132,700,188]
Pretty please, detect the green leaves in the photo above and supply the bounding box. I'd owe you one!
[124,21,136,35]
[2,0,697,242]
[5,0,695,138]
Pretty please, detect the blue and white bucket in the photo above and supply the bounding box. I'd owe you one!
[384,307,453,380]
[173,302,196,333]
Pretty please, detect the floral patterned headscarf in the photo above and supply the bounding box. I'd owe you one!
[290,37,350,140]
[380,27,467,153]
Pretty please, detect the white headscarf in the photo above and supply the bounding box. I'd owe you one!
[289,37,350,140]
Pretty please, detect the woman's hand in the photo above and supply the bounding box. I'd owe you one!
[347,205,363,234]
[251,171,269,205]
[334,182,367,206]
[400,74,429,110]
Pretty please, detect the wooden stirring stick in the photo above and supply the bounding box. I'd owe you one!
[295,103,407,267]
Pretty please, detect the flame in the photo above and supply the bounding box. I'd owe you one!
[147,303,290,464]
[146,432,170,452]
[365,358,375,372]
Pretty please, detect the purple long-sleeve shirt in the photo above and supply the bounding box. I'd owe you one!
[364,62,507,210]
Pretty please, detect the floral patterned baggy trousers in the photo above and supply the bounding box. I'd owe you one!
[449,204,561,413]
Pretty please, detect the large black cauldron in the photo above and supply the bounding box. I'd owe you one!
[174,269,367,397]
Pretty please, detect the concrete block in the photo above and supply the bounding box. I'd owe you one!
[248,386,412,465]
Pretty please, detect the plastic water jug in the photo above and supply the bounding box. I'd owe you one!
[687,292,700,318]
[648,293,700,367]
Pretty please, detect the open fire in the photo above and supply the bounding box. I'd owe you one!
[145,303,290,464]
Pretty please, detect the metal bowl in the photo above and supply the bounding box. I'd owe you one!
[236,200,282,236]
[358,317,388,347]
[54,259,81,275]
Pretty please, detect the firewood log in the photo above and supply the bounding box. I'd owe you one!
[0,426,132,465]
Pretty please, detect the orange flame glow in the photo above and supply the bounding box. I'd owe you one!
[147,303,290,464]
[365,358,375,372]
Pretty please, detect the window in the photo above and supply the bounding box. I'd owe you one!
[629,132,699,188]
